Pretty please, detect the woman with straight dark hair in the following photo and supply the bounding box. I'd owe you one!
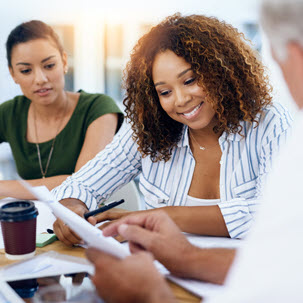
[0,20,123,199]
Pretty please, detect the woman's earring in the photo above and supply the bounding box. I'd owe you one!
[64,67,68,74]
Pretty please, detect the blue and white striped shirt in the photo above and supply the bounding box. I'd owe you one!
[53,103,292,239]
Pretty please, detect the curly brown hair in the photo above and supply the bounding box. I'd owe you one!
[123,14,272,162]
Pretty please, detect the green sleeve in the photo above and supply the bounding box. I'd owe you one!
[0,99,14,143]
[80,91,124,133]
[0,103,5,143]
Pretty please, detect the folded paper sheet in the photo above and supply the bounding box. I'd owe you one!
[0,281,24,303]
[19,182,130,259]
[0,251,94,281]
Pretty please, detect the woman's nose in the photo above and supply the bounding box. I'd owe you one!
[34,68,48,85]
[175,88,191,106]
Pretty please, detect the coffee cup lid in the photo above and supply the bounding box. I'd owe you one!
[0,201,38,222]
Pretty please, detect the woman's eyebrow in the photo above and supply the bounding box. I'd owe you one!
[16,55,56,66]
[41,55,56,63]
[154,81,165,87]
[154,68,192,87]
[16,62,30,66]
[177,68,191,78]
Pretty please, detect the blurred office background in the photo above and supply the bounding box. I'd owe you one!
[0,0,295,180]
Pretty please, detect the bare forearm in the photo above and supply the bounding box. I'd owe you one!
[0,175,69,199]
[97,205,230,236]
[185,247,236,284]
[59,198,88,211]
[161,206,229,237]
[146,286,176,303]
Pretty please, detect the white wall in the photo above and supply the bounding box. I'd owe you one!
[0,0,293,109]
[0,0,260,101]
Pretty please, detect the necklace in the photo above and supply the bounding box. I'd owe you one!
[33,97,68,179]
[189,129,219,151]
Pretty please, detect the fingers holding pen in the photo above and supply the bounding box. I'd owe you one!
[53,218,82,246]
[53,201,92,246]
[86,215,97,226]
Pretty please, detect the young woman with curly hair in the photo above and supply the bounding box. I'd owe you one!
[53,14,292,245]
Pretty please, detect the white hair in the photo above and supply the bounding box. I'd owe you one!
[261,0,303,61]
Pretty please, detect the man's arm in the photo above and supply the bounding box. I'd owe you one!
[103,211,236,284]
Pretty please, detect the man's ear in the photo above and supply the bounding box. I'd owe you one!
[288,42,303,60]
[284,42,303,108]
[288,42,303,84]
[9,67,18,84]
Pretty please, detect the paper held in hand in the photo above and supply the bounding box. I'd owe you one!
[18,180,130,259]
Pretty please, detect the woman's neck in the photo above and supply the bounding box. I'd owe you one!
[189,119,222,144]
[32,91,69,121]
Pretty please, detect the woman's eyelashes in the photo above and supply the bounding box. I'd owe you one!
[159,89,171,96]
[158,78,196,96]
[45,63,56,70]
[19,63,56,75]
[184,77,196,85]
[20,68,31,75]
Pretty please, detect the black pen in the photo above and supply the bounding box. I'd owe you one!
[46,199,125,233]
[84,199,125,219]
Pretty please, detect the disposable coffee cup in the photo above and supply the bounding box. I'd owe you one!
[0,201,38,260]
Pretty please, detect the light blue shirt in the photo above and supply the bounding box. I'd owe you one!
[53,103,292,239]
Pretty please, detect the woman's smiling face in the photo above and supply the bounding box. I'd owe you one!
[152,50,217,131]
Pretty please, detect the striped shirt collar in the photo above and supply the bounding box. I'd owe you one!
[177,124,243,148]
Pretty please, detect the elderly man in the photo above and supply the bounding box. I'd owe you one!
[86,0,303,302]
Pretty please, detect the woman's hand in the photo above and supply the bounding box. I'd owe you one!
[53,198,96,246]
[86,248,176,303]
[93,208,131,224]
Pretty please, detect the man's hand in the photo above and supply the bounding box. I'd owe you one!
[53,198,96,246]
[86,248,176,303]
[102,211,200,278]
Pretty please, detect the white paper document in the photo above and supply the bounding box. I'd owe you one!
[168,275,224,298]
[0,251,94,282]
[19,182,130,259]
[186,233,243,249]
[0,281,24,303]
[154,252,225,299]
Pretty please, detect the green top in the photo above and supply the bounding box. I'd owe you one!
[0,90,123,179]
